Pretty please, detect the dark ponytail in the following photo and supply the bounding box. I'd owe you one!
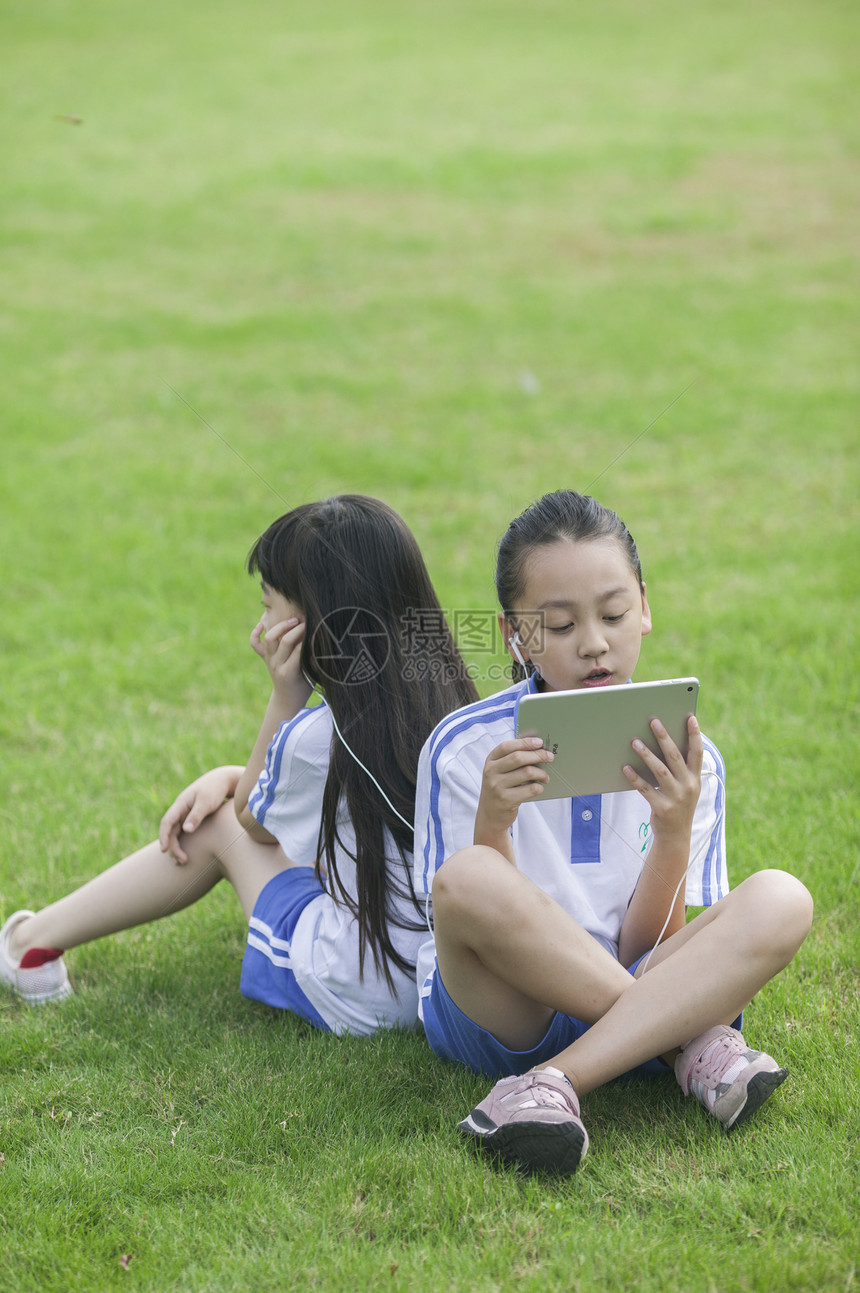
[495,491,643,682]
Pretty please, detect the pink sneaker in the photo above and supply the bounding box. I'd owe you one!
[675,1025,788,1131]
[0,910,73,1004]
[458,1066,589,1175]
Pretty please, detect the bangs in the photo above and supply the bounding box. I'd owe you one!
[246,513,305,605]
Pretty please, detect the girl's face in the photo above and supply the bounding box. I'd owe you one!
[503,537,651,693]
[260,581,303,634]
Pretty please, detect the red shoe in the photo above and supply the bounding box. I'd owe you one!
[0,911,73,1004]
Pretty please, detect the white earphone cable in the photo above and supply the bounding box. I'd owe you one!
[303,670,721,949]
[303,671,414,832]
[636,767,725,975]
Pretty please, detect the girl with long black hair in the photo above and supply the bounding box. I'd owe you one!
[1,496,478,1034]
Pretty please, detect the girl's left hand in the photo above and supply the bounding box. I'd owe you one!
[159,766,242,864]
[622,714,703,843]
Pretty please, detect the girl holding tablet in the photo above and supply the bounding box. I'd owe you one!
[414,490,812,1175]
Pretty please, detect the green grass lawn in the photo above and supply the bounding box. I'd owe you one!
[2,0,858,1288]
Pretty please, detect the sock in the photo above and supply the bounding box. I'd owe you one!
[19,947,64,968]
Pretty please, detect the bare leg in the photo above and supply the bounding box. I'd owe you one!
[550,869,812,1094]
[433,847,813,1091]
[6,802,291,961]
[433,846,637,1050]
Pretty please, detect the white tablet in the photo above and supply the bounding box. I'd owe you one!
[516,678,699,799]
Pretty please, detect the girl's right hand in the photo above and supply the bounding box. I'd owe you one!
[249,616,312,708]
[474,737,554,846]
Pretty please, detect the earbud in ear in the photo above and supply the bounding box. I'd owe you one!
[509,631,528,668]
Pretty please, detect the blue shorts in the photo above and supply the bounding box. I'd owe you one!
[422,956,742,1081]
[239,867,329,1031]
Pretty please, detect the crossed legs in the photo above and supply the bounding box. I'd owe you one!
[432,845,813,1096]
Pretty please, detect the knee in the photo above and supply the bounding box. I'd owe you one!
[739,868,814,955]
[432,845,517,926]
[182,800,238,850]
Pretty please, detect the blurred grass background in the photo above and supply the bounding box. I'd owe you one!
[1,1,858,1289]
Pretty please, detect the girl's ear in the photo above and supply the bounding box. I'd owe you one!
[498,612,530,663]
[640,585,653,637]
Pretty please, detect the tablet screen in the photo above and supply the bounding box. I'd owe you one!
[516,678,699,799]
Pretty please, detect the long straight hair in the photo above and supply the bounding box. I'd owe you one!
[248,495,478,986]
[495,490,644,682]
